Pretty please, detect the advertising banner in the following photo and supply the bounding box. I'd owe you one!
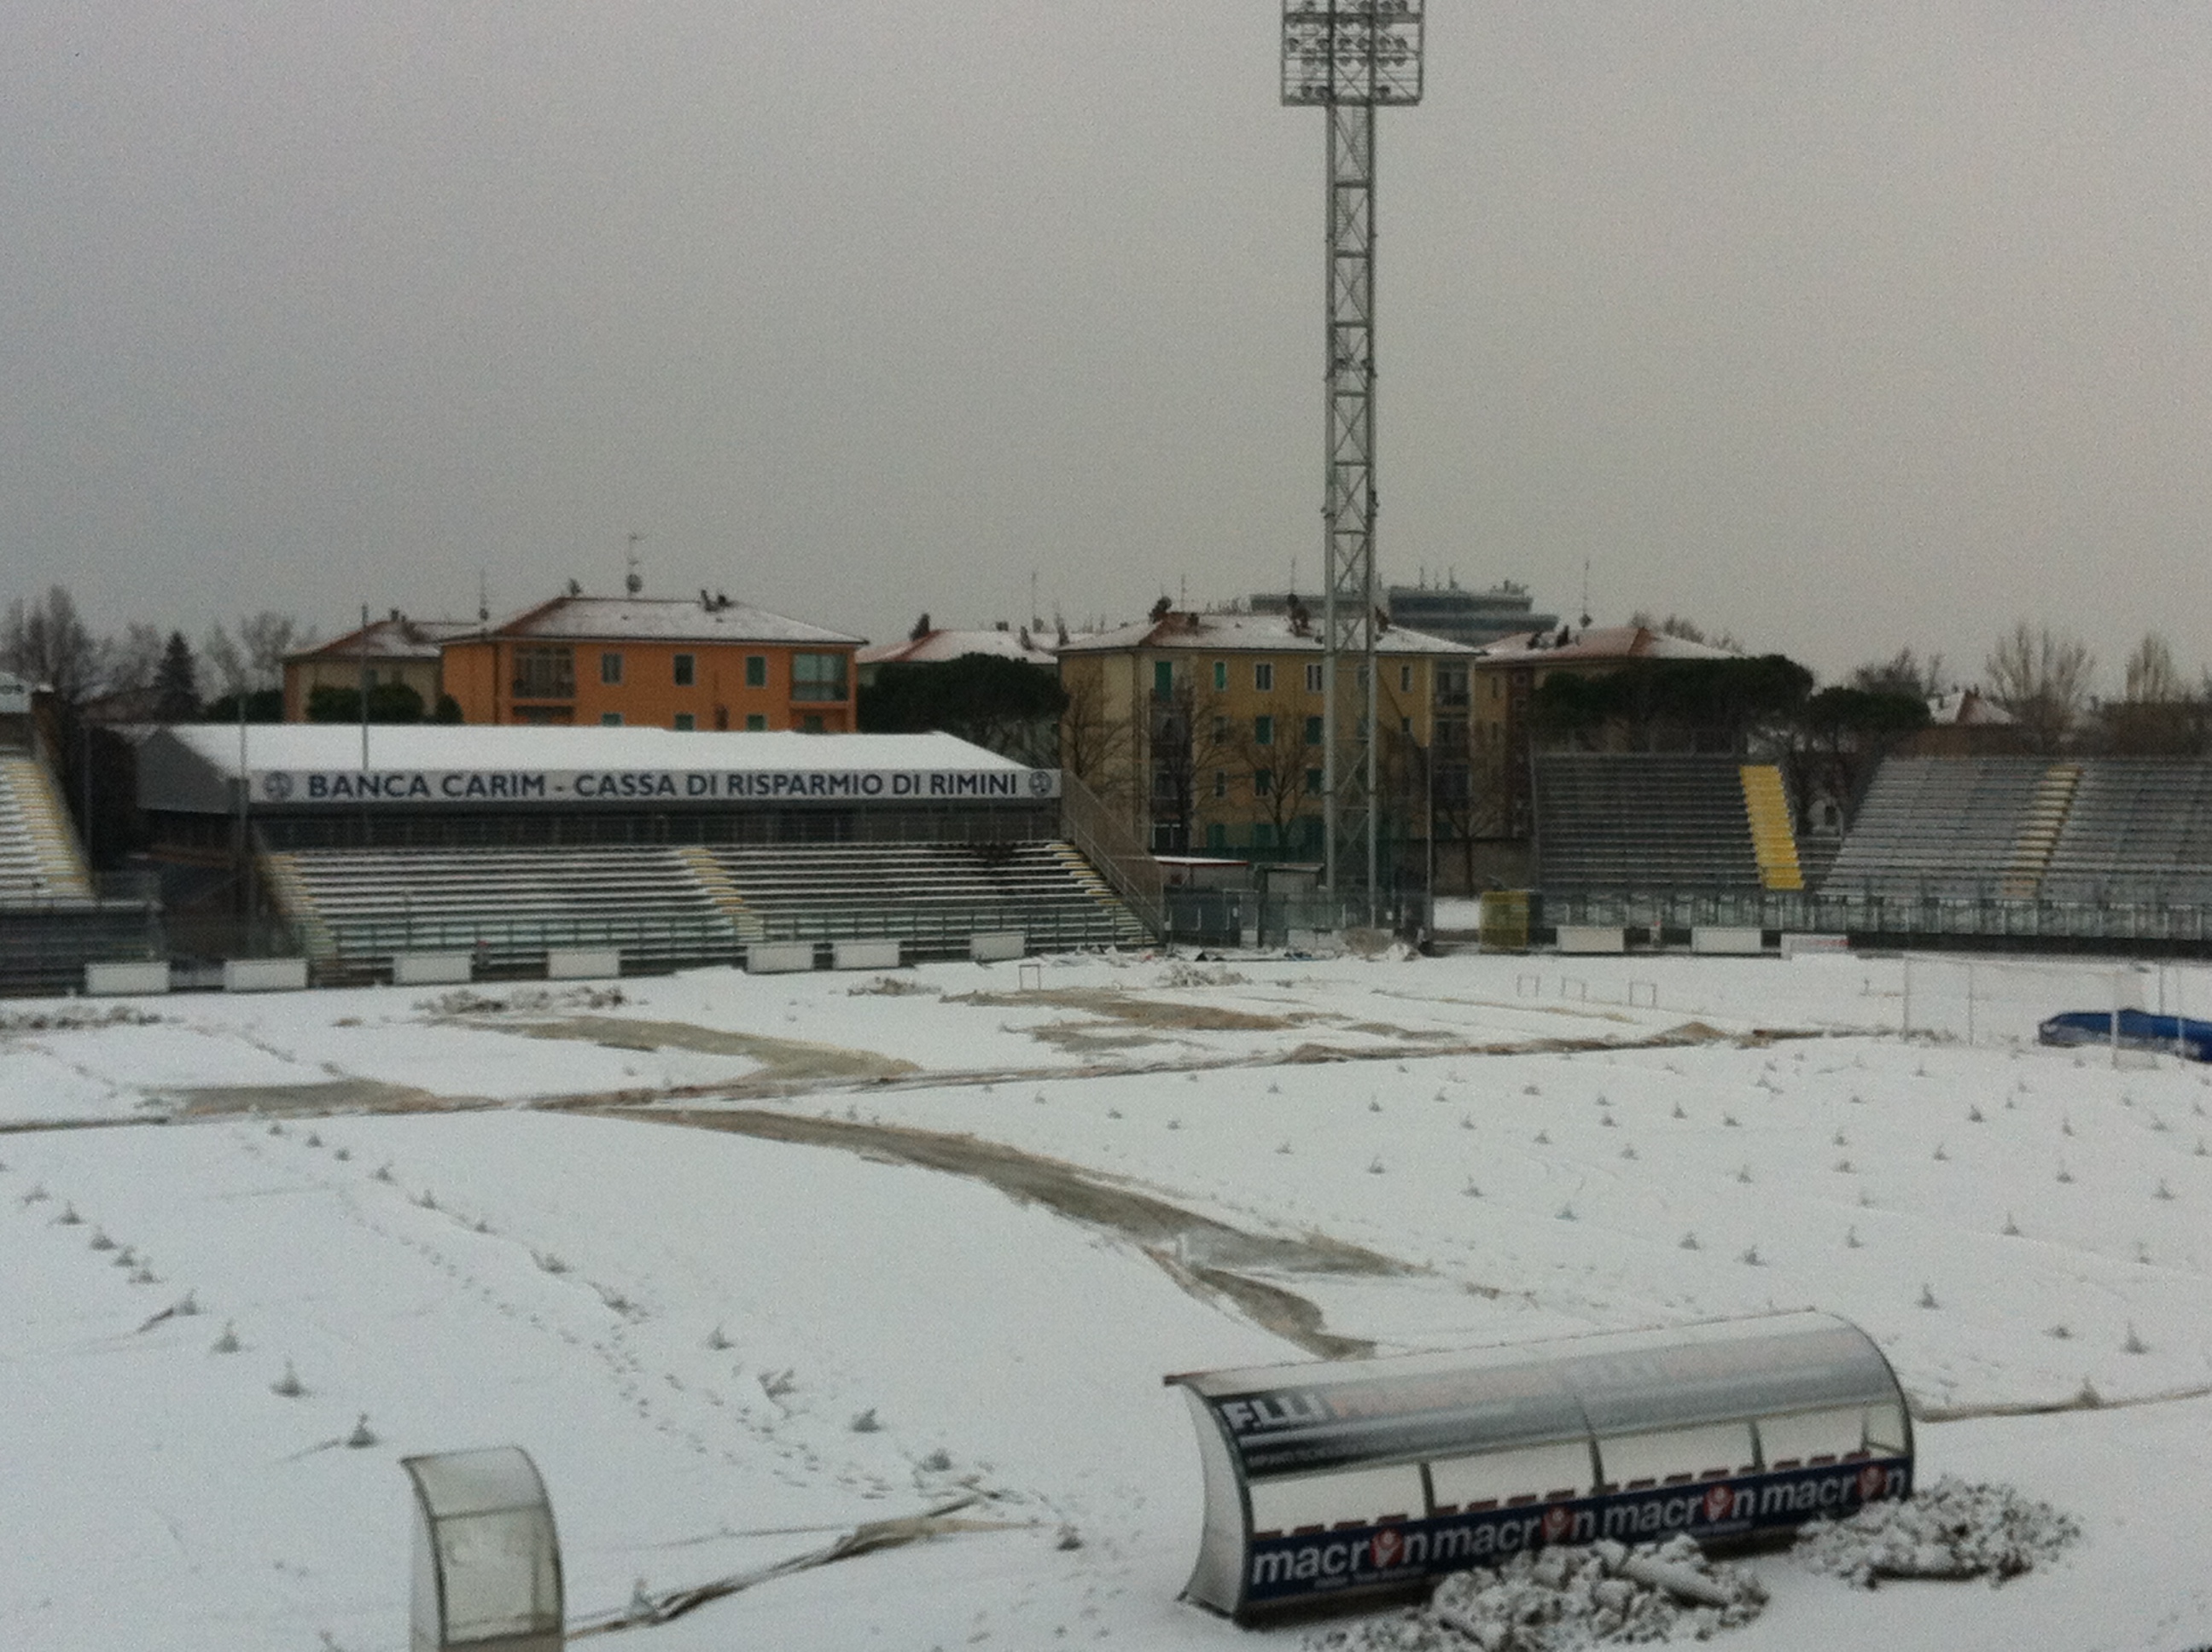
[249,767,1062,807]
[1243,1457,1911,1608]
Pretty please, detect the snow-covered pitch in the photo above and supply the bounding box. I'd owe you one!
[3,949,2208,1651]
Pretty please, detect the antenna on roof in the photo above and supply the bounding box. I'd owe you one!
[1579,557,1592,630]
[476,571,489,624]
[624,532,645,596]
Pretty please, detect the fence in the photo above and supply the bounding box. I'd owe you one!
[1537,887,2212,953]
[1160,887,1430,949]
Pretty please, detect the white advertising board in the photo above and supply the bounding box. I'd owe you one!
[249,767,1062,807]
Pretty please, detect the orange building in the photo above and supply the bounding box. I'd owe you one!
[439,594,864,731]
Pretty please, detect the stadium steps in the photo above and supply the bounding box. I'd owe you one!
[1052,842,1153,945]
[0,752,92,899]
[704,841,1146,952]
[1738,765,1804,892]
[2000,763,2081,898]
[677,846,766,942]
[259,852,335,957]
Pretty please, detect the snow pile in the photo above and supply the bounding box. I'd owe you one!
[0,1003,163,1033]
[1795,1477,2081,1586]
[1307,1537,1767,1651]
[415,984,628,1015]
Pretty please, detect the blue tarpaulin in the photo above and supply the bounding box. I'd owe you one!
[2037,1009,2212,1062]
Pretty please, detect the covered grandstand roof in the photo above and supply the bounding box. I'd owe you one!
[138,725,1035,814]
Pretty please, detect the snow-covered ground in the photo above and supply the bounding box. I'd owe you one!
[3,950,2209,1651]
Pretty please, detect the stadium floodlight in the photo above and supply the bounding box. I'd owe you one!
[1280,2,1423,918]
[1280,0,1425,107]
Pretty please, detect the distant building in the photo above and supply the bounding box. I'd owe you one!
[1249,580,1557,651]
[854,621,1062,682]
[1057,607,1473,856]
[283,613,476,722]
[1904,688,2029,757]
[1469,624,1740,836]
[439,593,864,731]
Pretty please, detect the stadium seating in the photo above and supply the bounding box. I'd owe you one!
[700,841,1149,951]
[263,846,740,974]
[0,751,93,899]
[1821,758,2053,898]
[2040,761,2212,904]
[262,839,1147,974]
[1533,754,1764,889]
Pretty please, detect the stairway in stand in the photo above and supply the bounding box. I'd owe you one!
[1738,765,1803,892]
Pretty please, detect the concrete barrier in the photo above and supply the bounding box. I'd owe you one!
[1555,926,1627,955]
[1781,933,1852,960]
[546,948,622,980]
[969,931,1026,964]
[746,941,816,975]
[393,951,473,986]
[84,961,171,997]
[1691,927,1767,956]
[223,957,309,993]
[831,939,901,971]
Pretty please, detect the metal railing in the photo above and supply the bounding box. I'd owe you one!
[1537,886,2212,952]
[1059,771,1165,936]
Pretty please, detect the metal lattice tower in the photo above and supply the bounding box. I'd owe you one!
[1282,2,1423,913]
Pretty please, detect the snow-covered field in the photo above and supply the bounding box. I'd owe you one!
[3,949,2209,1651]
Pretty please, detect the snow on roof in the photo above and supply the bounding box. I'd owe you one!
[155,723,1024,779]
[287,617,478,663]
[857,626,1062,667]
[1058,609,1473,656]
[1471,624,1739,666]
[476,595,863,647]
[1929,688,2015,725]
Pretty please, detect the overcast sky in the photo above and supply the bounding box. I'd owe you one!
[5,3,2209,689]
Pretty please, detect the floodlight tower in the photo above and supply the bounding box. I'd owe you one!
[1281,1,1423,915]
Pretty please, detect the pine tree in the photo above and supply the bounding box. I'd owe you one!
[154,631,199,721]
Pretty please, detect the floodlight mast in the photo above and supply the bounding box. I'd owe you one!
[1282,1,1423,922]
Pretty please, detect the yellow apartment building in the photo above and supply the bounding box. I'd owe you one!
[1057,607,1475,856]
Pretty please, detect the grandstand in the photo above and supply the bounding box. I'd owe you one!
[2040,760,2212,905]
[1821,757,2052,899]
[0,748,93,899]
[137,724,1150,980]
[701,841,1146,951]
[263,846,740,974]
[0,709,159,996]
[1532,754,1769,890]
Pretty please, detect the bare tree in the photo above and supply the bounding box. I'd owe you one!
[1,585,102,704]
[1850,646,1946,700]
[2104,632,2204,755]
[1984,622,2094,754]
[102,623,166,697]
[204,610,309,698]
[1057,670,1134,811]
[1214,692,1324,852]
[238,612,306,685]
[2123,632,2184,703]
[201,625,248,699]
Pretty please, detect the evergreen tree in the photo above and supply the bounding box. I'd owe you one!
[154,631,200,721]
